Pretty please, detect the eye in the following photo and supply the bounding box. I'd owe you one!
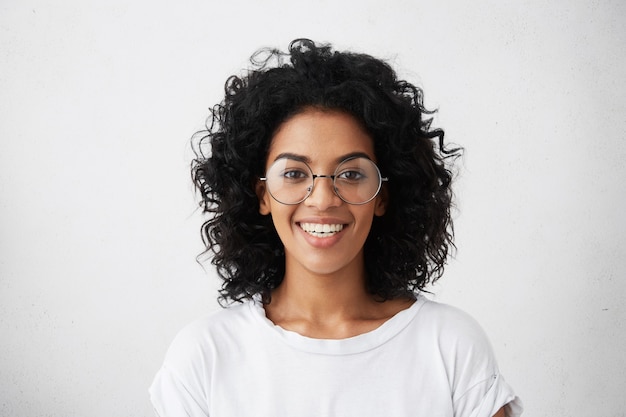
[282,169,309,181]
[337,170,366,182]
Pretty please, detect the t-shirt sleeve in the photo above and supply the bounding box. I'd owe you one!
[431,302,523,417]
[149,322,212,417]
[455,373,523,417]
[149,365,210,417]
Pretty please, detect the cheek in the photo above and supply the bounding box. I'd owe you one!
[269,205,296,232]
[352,207,378,234]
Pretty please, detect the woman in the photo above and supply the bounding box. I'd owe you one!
[150,39,523,417]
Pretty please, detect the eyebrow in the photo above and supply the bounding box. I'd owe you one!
[272,151,374,164]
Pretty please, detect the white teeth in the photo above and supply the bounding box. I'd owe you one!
[299,223,344,237]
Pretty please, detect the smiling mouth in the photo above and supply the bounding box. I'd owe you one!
[299,222,345,238]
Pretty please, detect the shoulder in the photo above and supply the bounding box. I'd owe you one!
[150,303,256,416]
[409,297,523,415]
[163,301,254,366]
[411,296,499,382]
[415,296,491,345]
[416,297,519,409]
[180,301,252,336]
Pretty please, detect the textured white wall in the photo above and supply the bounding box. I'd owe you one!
[1,1,625,416]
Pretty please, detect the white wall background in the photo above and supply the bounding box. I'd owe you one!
[1,0,625,416]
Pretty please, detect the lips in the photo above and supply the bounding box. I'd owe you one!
[298,222,345,238]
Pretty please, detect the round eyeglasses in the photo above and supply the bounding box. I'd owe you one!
[259,156,388,205]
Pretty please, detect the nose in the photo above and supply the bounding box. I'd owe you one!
[304,175,342,209]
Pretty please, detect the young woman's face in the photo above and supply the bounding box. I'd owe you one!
[256,108,387,278]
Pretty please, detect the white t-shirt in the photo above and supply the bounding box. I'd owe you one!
[150,294,523,417]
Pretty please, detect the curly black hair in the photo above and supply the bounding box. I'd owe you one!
[192,39,460,305]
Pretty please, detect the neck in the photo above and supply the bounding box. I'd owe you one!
[263,258,415,339]
[263,251,415,339]
[268,255,373,322]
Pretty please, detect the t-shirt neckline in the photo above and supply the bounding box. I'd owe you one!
[248,294,426,355]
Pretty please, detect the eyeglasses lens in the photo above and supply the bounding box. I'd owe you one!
[265,157,382,205]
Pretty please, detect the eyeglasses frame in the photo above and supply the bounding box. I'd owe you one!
[259,156,388,205]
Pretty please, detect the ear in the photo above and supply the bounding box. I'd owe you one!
[374,185,388,217]
[255,179,271,215]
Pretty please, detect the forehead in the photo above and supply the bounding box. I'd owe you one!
[266,108,376,165]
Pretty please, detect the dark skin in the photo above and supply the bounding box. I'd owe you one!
[256,109,411,338]
[257,108,509,417]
